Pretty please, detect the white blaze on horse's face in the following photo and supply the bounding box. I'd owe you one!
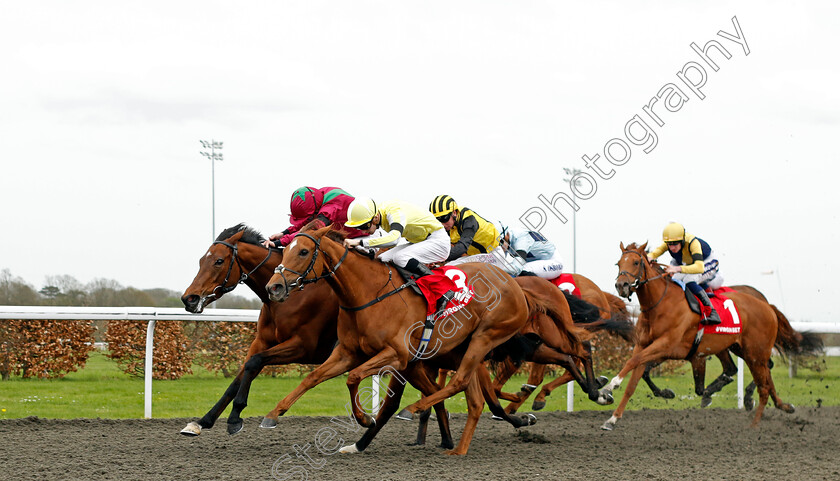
[287,239,298,251]
[204,251,212,259]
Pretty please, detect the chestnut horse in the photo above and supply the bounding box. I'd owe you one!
[180,224,457,444]
[265,228,597,454]
[601,242,795,430]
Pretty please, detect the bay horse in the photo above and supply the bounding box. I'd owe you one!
[181,224,456,444]
[178,224,340,436]
[265,228,598,454]
[600,242,796,430]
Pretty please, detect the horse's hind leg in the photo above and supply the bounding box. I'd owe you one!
[701,351,738,408]
[477,364,536,428]
[532,370,573,411]
[642,362,675,399]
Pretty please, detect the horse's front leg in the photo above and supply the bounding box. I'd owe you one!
[261,345,360,428]
[181,336,269,436]
[598,336,681,404]
[227,338,308,435]
[601,363,647,431]
[340,373,408,454]
[445,371,484,456]
[345,347,404,429]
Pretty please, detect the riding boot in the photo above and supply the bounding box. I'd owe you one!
[404,258,434,278]
[696,289,721,325]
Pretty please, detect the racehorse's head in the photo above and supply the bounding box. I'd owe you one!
[615,241,649,299]
[182,224,269,313]
[266,226,337,303]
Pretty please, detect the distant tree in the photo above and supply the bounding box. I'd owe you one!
[0,269,41,305]
[39,285,61,299]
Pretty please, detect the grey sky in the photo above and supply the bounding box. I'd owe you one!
[1,1,837,322]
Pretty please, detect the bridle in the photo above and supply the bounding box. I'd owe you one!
[208,240,276,300]
[616,248,669,313]
[273,232,348,297]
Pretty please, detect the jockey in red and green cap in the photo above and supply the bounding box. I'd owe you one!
[264,186,366,247]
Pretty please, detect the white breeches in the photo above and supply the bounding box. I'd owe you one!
[377,228,451,267]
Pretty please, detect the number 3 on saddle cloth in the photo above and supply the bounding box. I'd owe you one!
[414,266,475,322]
[686,285,742,335]
[410,267,476,360]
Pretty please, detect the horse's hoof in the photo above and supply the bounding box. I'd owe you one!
[443,449,465,456]
[601,420,616,431]
[524,413,537,426]
[396,409,414,421]
[596,376,609,389]
[597,393,614,405]
[339,443,360,454]
[744,398,754,411]
[180,421,202,436]
[227,419,244,435]
[361,415,376,428]
[259,417,278,429]
[783,403,795,414]
[531,400,546,411]
[700,396,713,408]
[440,440,455,450]
[659,389,676,399]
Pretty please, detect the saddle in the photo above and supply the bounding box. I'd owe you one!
[392,264,425,296]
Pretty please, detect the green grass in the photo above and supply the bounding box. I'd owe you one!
[0,352,837,420]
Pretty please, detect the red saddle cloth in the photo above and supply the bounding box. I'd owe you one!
[700,286,741,335]
[414,266,475,319]
[549,273,581,297]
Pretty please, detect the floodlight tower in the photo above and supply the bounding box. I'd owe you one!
[199,140,224,240]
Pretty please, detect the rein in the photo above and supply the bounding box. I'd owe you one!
[618,249,669,313]
[273,232,348,297]
[209,240,276,300]
[340,268,414,312]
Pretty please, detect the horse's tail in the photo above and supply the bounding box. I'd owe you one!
[521,287,593,358]
[564,290,635,342]
[772,304,824,358]
[562,290,601,324]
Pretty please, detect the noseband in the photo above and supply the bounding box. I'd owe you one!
[273,232,348,296]
[616,249,668,312]
[209,240,275,300]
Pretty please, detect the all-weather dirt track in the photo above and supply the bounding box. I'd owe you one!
[1,407,838,481]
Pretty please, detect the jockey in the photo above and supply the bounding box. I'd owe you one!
[500,226,565,280]
[263,186,366,248]
[647,222,723,325]
[342,197,451,278]
[428,194,500,261]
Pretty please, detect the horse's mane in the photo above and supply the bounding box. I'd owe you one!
[299,220,349,244]
[624,241,664,274]
[216,223,267,246]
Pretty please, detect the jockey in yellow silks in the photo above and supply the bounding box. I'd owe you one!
[343,197,450,277]
[648,222,723,325]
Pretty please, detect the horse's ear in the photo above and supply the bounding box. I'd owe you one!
[620,241,625,252]
[640,241,648,252]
